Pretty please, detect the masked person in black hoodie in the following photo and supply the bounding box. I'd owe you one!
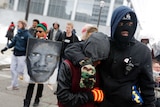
[64,6,155,107]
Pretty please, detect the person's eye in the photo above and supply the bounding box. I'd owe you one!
[46,55,58,62]
[31,53,40,57]
[127,22,133,26]
[46,54,53,58]
[118,22,124,26]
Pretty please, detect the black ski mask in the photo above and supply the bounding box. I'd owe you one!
[114,13,135,43]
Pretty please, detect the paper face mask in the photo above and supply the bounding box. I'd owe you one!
[26,38,62,83]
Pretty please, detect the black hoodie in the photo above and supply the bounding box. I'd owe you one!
[98,6,155,107]
[64,6,155,107]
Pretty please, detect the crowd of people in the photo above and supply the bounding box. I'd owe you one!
[1,5,160,107]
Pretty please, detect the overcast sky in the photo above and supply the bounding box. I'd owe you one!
[136,0,160,41]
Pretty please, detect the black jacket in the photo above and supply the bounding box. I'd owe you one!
[57,60,96,107]
[98,39,155,107]
[65,39,155,107]
[58,31,79,60]
[64,6,155,107]
[57,33,110,107]
[48,28,62,41]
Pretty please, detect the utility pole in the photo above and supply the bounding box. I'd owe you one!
[97,1,105,28]
[25,0,31,21]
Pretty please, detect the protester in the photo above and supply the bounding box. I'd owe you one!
[1,20,33,90]
[5,21,15,45]
[65,6,155,107]
[152,59,160,107]
[152,41,160,61]
[57,32,110,107]
[23,22,48,107]
[57,22,79,64]
[28,19,40,37]
[81,24,98,41]
[48,22,62,41]
[141,38,154,58]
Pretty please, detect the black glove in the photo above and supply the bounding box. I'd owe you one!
[1,47,8,54]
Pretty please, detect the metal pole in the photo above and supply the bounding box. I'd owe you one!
[97,6,102,28]
[25,0,31,21]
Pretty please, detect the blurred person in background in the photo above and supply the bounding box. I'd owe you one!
[81,24,98,41]
[5,21,15,45]
[48,22,62,41]
[152,59,160,107]
[28,19,40,37]
[1,20,33,90]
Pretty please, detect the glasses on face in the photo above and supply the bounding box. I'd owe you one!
[36,30,43,33]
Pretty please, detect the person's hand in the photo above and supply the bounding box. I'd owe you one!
[91,87,104,102]
[79,64,96,89]
[1,47,8,54]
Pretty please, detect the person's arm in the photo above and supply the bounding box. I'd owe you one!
[65,42,87,66]
[7,35,17,48]
[1,34,17,54]
[139,48,155,107]
[47,28,52,40]
[57,61,94,107]
[55,30,62,41]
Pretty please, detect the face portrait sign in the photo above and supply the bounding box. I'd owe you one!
[26,38,62,83]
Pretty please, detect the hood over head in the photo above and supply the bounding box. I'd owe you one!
[111,6,137,43]
[83,32,110,62]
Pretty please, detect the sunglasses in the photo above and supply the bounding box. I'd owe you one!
[36,30,44,33]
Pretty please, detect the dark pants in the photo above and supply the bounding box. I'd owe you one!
[25,83,44,101]
[155,98,160,107]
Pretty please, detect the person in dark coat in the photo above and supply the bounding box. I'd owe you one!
[57,22,79,65]
[28,19,39,37]
[48,22,62,41]
[64,6,155,107]
[5,21,15,45]
[57,32,110,107]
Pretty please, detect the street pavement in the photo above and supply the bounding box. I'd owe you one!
[0,43,58,107]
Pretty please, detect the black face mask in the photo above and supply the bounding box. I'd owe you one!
[114,20,135,43]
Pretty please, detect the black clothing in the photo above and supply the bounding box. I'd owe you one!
[57,33,110,107]
[24,83,43,107]
[25,83,43,101]
[98,39,155,107]
[48,28,62,41]
[58,31,79,62]
[57,60,95,107]
[28,27,37,37]
[64,6,155,107]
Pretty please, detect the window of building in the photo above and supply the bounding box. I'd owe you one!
[48,0,74,20]
[75,0,110,26]
[17,0,45,15]
[8,0,14,9]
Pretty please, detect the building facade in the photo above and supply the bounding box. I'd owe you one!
[7,0,126,26]
[1,0,140,39]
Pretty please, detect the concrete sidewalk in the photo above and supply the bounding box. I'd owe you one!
[0,68,58,107]
[0,43,58,107]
